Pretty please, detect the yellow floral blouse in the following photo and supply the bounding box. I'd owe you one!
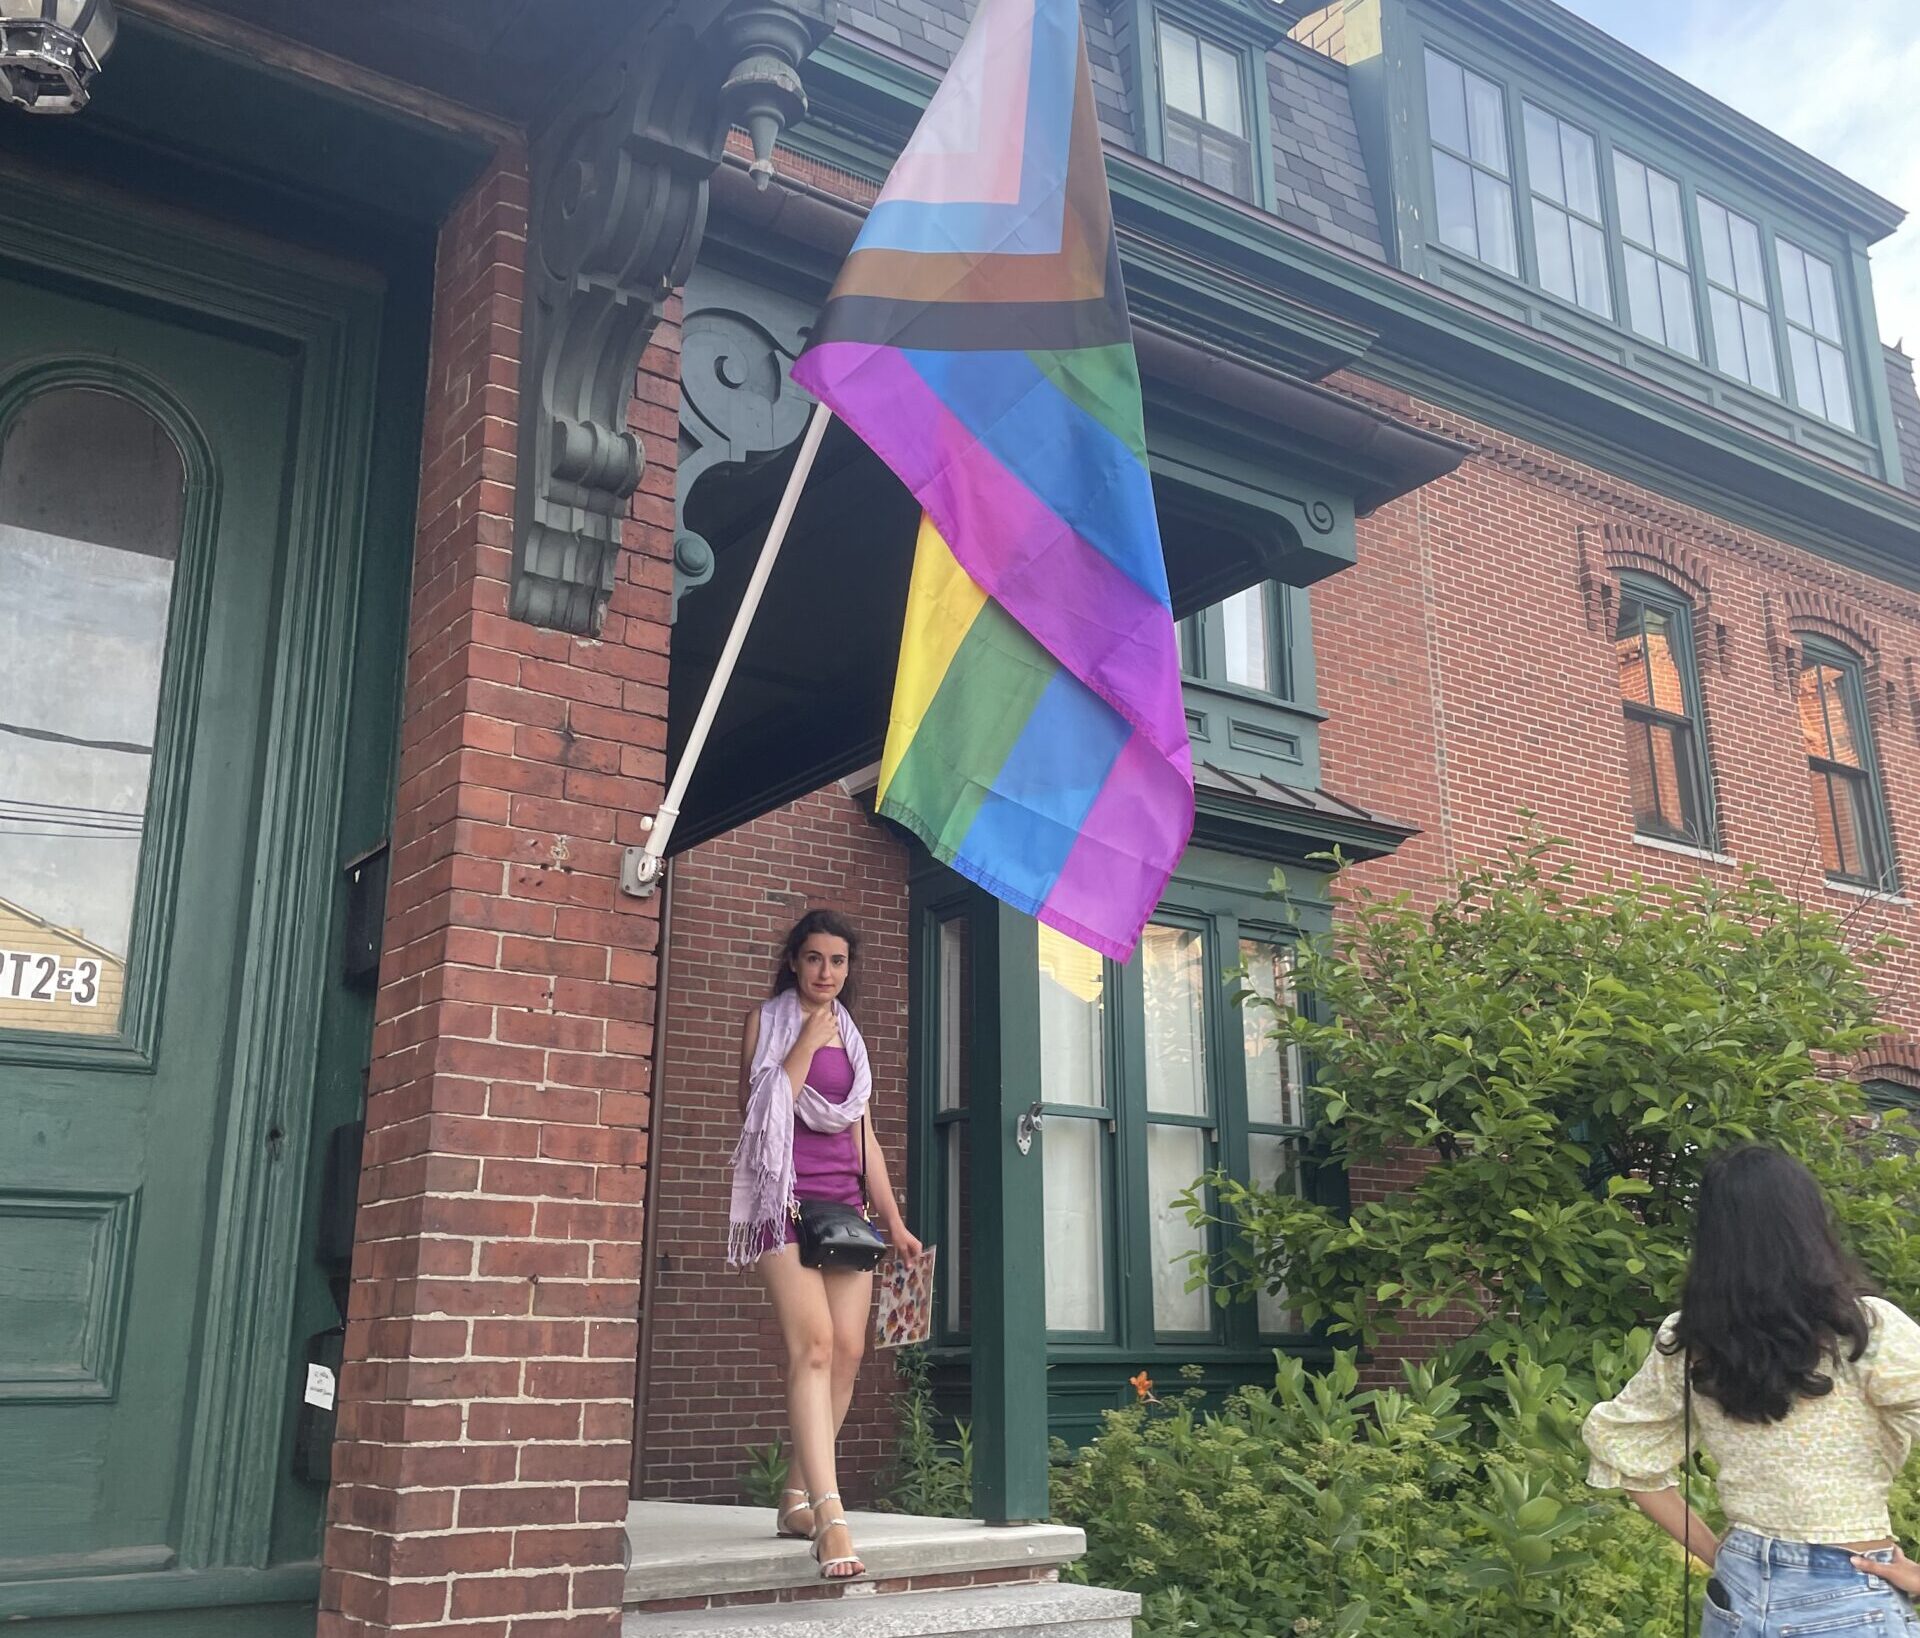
[1583,1297,1920,1542]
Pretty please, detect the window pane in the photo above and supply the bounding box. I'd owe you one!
[1143,923,1209,1117]
[944,1122,972,1334]
[1729,212,1767,302]
[937,916,970,1111]
[1709,288,1748,380]
[1615,153,1653,248]
[1788,327,1824,418]
[1648,169,1687,264]
[1523,104,1563,205]
[1433,151,1480,258]
[1219,585,1271,692]
[1807,256,1842,341]
[1615,600,1652,707]
[1465,69,1508,172]
[1148,1124,1211,1333]
[1560,123,1600,219]
[1534,199,1576,303]
[1199,40,1243,136]
[1829,772,1875,883]
[1247,1134,1298,1333]
[1699,198,1734,287]
[1425,49,1469,156]
[1240,939,1300,1128]
[1660,262,1700,358]
[1474,171,1518,275]
[1572,218,1612,317]
[1778,242,1812,329]
[1810,768,1849,878]
[1626,716,1699,841]
[1742,302,1779,395]
[1641,607,1686,714]
[1797,664,1836,761]
[1164,117,1203,184]
[0,388,183,1037]
[1824,667,1863,767]
[1819,342,1854,432]
[1043,1116,1106,1331]
[1161,22,1202,119]
[1039,924,1106,1108]
[1623,246,1665,343]
[1200,129,1254,201]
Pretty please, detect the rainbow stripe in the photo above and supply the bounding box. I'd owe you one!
[790,0,1192,960]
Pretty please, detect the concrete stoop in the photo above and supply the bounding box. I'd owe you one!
[622,1502,1139,1637]
[621,1581,1140,1637]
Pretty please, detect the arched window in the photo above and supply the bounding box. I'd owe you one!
[1796,639,1895,889]
[1614,573,1715,848]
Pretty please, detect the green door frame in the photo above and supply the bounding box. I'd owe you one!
[0,165,422,1629]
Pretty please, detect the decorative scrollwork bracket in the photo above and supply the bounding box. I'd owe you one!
[511,0,833,634]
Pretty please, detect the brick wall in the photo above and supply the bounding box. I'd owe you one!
[320,149,682,1637]
[638,786,914,1505]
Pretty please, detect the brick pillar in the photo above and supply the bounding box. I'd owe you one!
[319,148,681,1636]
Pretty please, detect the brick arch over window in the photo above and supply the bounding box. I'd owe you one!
[1854,1042,1920,1088]
[1765,587,1886,701]
[1576,523,1728,672]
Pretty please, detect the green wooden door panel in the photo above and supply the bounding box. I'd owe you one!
[0,268,299,1575]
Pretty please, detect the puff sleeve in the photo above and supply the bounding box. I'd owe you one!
[1583,1319,1690,1494]
[1862,1297,1920,1455]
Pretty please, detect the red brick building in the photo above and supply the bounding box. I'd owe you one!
[0,0,1915,1634]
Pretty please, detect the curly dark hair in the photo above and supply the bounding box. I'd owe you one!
[1662,1144,1873,1423]
[771,908,861,1010]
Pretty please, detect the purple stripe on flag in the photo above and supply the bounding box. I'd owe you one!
[798,339,1188,765]
[1038,733,1195,961]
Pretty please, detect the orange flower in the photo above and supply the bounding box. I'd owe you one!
[1130,1371,1154,1401]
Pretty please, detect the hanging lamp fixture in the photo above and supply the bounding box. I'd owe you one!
[0,0,117,114]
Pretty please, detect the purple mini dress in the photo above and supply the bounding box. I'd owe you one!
[772,1045,867,1250]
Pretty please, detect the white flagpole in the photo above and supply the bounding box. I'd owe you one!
[621,400,834,895]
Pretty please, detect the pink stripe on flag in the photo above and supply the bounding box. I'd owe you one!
[1039,733,1195,961]
[880,0,1035,208]
[800,340,1189,766]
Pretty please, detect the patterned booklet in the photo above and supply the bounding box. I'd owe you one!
[875,1246,937,1350]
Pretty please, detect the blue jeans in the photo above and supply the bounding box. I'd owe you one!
[1707,1529,1920,1635]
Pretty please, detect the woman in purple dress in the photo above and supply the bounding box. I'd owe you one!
[727,910,919,1581]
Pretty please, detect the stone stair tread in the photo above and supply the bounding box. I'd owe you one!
[621,1581,1140,1637]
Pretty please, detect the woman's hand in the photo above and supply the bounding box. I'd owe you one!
[1852,1547,1920,1594]
[795,1003,839,1056]
[888,1224,924,1264]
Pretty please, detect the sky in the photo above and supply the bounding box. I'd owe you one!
[1557,0,1920,353]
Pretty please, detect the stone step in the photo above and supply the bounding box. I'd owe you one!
[622,1581,1140,1638]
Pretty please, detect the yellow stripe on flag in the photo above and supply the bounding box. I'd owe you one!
[877,514,988,801]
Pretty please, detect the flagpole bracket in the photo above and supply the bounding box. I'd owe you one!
[620,815,671,898]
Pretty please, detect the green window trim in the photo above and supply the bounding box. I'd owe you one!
[1155,16,1257,202]
[1182,580,1295,702]
[1401,20,1879,463]
[1613,573,1717,852]
[1794,635,1897,892]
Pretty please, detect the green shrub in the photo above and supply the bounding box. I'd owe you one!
[875,1347,974,1518]
[1053,1347,1693,1637]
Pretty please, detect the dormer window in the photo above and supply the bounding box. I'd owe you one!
[1697,196,1781,397]
[1613,152,1699,359]
[1423,48,1517,276]
[1778,239,1856,432]
[1522,102,1610,319]
[1156,19,1253,201]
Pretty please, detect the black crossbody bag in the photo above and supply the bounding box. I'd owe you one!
[794,1116,887,1271]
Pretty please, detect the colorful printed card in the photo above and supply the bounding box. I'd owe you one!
[876,1246,937,1350]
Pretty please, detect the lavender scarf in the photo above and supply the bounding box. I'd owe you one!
[727,988,873,1267]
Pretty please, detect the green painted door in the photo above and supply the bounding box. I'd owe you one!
[0,267,304,1576]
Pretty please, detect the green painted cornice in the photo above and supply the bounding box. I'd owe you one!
[1402,0,1904,244]
[790,32,1920,584]
[1192,787,1415,864]
[1130,0,1290,52]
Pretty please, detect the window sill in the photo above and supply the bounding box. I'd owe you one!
[1632,833,1735,867]
[1824,877,1909,905]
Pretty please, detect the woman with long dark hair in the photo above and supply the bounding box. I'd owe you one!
[726,909,920,1582]
[1584,1144,1920,1632]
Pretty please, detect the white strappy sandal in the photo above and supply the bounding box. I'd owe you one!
[775,1487,813,1540]
[809,1491,866,1581]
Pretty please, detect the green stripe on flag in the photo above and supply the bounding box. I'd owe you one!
[881,599,1058,854]
[1027,345,1148,462]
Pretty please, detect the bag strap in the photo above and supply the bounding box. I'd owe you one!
[860,1116,871,1211]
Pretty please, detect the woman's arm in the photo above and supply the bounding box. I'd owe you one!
[860,1111,922,1263]
[1625,1487,1719,1568]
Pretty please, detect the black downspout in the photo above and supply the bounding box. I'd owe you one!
[630,863,676,1495]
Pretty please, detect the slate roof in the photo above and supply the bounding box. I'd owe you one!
[829,0,1387,257]
[1193,761,1419,848]
[1885,345,1920,496]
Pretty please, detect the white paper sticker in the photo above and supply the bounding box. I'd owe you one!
[303,1363,337,1411]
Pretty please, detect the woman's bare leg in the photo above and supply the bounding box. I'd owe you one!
[823,1267,874,1440]
[760,1249,838,1552]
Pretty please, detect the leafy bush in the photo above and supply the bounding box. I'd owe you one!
[875,1347,974,1518]
[1197,836,1916,1361]
[1054,1347,1695,1638]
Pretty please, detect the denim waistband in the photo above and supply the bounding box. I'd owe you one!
[1720,1528,1898,1573]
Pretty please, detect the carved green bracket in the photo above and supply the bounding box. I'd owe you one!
[512,0,833,634]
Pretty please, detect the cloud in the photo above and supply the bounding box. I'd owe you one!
[1562,0,1920,352]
